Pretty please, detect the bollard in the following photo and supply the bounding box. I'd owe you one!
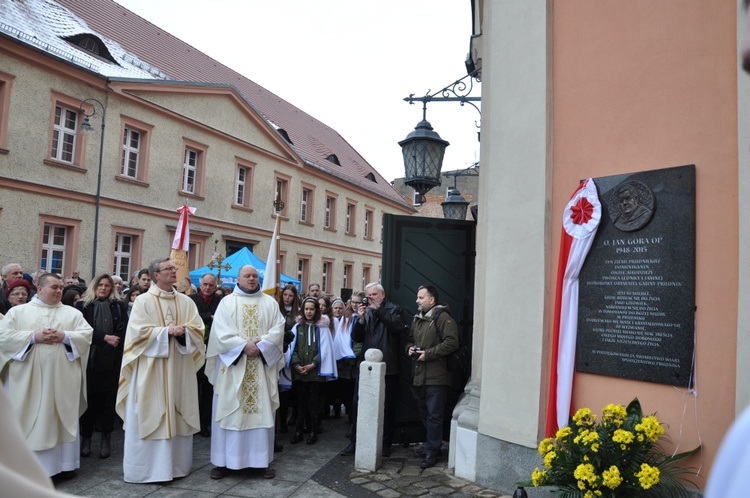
[512,486,528,498]
[354,348,385,471]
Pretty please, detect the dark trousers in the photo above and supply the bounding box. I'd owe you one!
[80,389,117,437]
[294,381,321,429]
[197,364,213,431]
[350,374,399,447]
[411,384,447,453]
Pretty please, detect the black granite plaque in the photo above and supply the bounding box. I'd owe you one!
[575,165,695,387]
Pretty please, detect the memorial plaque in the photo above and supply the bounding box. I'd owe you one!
[576,165,695,387]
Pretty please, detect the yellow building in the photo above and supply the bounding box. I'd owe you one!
[0,0,413,293]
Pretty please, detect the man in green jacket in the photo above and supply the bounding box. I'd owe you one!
[406,285,459,469]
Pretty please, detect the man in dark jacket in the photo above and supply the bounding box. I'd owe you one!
[190,273,222,437]
[341,282,404,456]
[406,285,459,469]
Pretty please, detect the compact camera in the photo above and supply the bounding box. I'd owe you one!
[362,297,369,307]
[411,346,424,359]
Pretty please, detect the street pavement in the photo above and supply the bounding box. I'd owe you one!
[52,416,511,497]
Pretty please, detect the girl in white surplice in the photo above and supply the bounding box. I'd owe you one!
[287,297,337,445]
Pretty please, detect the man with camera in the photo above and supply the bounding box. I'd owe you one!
[406,285,459,469]
[340,282,404,457]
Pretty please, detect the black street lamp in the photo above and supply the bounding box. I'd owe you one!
[441,187,470,220]
[400,70,480,204]
[399,115,449,203]
[79,97,106,279]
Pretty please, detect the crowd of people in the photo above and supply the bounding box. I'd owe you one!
[0,260,461,490]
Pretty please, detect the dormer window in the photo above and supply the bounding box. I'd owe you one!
[63,34,116,63]
[277,129,293,144]
[326,154,340,165]
[365,173,377,183]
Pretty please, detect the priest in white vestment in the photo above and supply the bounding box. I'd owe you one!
[116,257,205,483]
[205,265,285,480]
[0,273,93,477]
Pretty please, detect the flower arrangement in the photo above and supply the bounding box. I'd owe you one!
[522,398,698,498]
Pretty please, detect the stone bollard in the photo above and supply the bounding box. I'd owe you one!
[354,348,386,471]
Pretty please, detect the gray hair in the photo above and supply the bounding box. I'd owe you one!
[364,282,384,294]
[148,257,171,279]
[1,263,20,277]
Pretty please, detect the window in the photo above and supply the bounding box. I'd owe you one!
[46,92,89,170]
[297,256,310,291]
[233,159,255,210]
[300,186,314,224]
[111,228,143,282]
[346,201,357,235]
[183,148,197,193]
[322,259,333,294]
[325,193,337,230]
[343,263,353,289]
[364,208,375,239]
[362,265,371,291]
[274,173,291,217]
[51,104,78,163]
[181,138,207,198]
[38,216,80,277]
[0,70,14,151]
[41,224,67,274]
[117,117,152,184]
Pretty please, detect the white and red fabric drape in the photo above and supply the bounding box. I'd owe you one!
[545,179,601,437]
[172,204,196,251]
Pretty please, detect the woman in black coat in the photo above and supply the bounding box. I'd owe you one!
[75,274,128,459]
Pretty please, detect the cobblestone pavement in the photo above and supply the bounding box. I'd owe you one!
[52,416,511,497]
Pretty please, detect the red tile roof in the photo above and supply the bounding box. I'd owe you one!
[55,0,412,209]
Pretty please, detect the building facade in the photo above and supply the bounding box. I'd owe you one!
[453,1,750,495]
[0,0,414,295]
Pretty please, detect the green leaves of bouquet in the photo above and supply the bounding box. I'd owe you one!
[521,398,698,498]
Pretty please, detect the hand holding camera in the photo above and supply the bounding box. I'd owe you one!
[410,346,424,360]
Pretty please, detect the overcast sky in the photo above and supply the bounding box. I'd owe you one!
[113,0,481,183]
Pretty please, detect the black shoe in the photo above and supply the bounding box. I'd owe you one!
[210,466,229,480]
[420,452,438,469]
[413,447,442,458]
[290,432,304,444]
[274,442,284,452]
[263,466,276,479]
[99,433,111,459]
[80,437,91,458]
[340,442,355,456]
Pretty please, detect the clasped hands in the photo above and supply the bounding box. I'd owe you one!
[295,363,316,375]
[243,337,262,357]
[34,327,64,344]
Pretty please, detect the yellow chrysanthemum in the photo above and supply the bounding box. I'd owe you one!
[543,450,557,469]
[556,427,572,441]
[635,415,665,443]
[602,465,623,490]
[574,463,598,485]
[602,403,627,426]
[573,408,597,427]
[538,437,555,455]
[612,429,635,445]
[635,463,660,489]
[532,467,547,487]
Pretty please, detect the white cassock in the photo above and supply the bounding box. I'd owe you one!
[0,297,92,476]
[205,285,285,470]
[116,286,205,483]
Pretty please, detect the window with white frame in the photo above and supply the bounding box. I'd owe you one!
[297,257,309,290]
[325,195,336,229]
[121,127,141,178]
[322,261,330,294]
[300,188,311,223]
[41,224,67,274]
[113,233,133,282]
[182,147,198,194]
[51,104,78,163]
[346,202,356,234]
[364,209,373,239]
[362,265,371,291]
[236,166,248,205]
[274,175,290,217]
[343,263,353,289]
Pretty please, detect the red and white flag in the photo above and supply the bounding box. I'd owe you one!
[545,179,601,437]
[170,204,196,294]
